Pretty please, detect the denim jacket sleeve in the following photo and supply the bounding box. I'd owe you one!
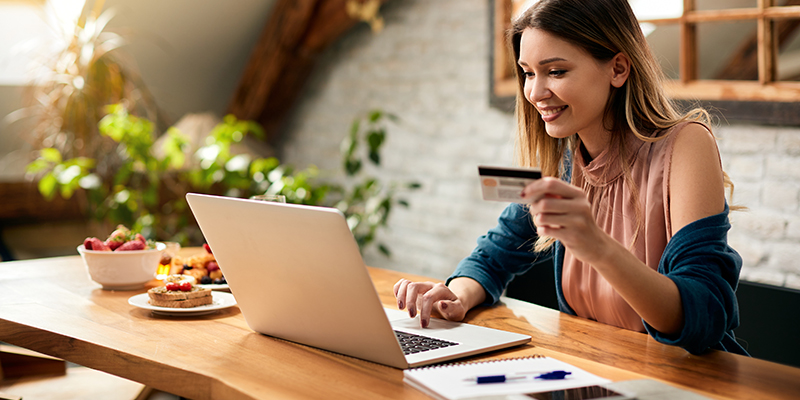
[644,205,748,355]
[446,203,550,305]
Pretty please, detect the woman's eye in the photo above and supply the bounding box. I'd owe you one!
[550,69,566,77]
[523,71,534,78]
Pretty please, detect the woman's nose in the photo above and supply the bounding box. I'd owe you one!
[528,78,551,103]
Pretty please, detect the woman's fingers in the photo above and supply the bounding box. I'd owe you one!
[393,279,410,309]
[393,279,461,328]
[418,283,458,328]
[404,281,440,319]
[393,278,403,298]
[521,177,582,202]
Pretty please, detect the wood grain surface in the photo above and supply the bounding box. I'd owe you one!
[0,250,798,399]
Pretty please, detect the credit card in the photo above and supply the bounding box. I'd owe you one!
[478,165,542,203]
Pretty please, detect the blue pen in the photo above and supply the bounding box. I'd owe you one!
[474,375,527,384]
[534,370,571,380]
[472,370,571,384]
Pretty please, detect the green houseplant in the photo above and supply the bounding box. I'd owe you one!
[26,106,417,255]
[14,0,416,256]
[335,109,420,256]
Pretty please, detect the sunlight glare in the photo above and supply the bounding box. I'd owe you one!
[0,0,87,86]
[629,0,683,20]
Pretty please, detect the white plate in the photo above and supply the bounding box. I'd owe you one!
[197,283,230,291]
[128,291,236,316]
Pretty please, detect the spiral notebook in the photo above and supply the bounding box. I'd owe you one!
[403,355,613,400]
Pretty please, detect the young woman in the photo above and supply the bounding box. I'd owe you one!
[394,0,747,355]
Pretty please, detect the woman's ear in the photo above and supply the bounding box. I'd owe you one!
[610,52,631,88]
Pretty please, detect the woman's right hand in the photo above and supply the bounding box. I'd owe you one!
[393,279,468,328]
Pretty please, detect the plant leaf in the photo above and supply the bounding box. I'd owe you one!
[345,159,361,176]
[368,150,380,165]
[367,129,385,151]
[38,173,57,200]
[26,159,51,174]
[350,119,361,137]
[368,109,382,122]
[40,148,62,163]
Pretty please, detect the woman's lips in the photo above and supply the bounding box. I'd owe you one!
[538,105,567,122]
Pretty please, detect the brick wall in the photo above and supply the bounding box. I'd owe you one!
[280,0,800,290]
[720,126,800,288]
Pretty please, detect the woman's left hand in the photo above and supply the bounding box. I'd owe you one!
[521,177,611,264]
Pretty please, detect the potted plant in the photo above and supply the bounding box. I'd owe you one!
[26,105,418,255]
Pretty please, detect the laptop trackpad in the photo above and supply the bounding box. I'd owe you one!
[385,308,496,342]
[385,308,459,329]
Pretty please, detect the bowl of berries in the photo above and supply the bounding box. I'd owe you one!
[77,225,165,290]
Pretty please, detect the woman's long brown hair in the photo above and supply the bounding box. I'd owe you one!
[509,0,736,252]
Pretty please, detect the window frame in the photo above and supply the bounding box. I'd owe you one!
[489,0,800,125]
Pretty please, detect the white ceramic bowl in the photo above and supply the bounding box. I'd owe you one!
[77,242,166,290]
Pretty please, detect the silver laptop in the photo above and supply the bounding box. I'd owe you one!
[186,193,530,369]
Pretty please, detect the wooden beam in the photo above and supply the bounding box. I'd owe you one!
[493,0,512,86]
[758,0,775,84]
[641,6,800,25]
[227,0,391,143]
[665,79,800,101]
[227,0,319,122]
[714,0,800,81]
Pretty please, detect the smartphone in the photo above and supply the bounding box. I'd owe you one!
[478,165,542,203]
[477,385,631,400]
[522,385,630,400]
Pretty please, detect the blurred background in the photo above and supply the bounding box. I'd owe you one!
[0,0,798,307]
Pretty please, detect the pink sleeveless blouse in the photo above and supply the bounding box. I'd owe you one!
[561,122,695,332]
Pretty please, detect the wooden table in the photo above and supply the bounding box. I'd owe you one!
[0,251,798,399]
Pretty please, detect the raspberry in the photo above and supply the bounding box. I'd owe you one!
[206,261,219,272]
[116,240,146,251]
[84,237,111,251]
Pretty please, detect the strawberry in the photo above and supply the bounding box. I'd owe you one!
[104,237,124,250]
[104,236,125,250]
[104,226,129,250]
[84,237,111,251]
[115,240,146,251]
[203,243,213,254]
[134,233,146,244]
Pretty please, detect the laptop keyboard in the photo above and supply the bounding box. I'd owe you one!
[394,330,459,355]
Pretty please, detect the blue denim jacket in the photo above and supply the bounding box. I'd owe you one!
[448,203,748,356]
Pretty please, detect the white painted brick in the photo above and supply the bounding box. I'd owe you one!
[716,125,777,154]
[785,273,800,291]
[740,267,786,286]
[776,128,800,156]
[767,242,800,274]
[724,155,764,180]
[729,210,786,240]
[761,181,800,212]
[765,155,800,179]
[787,215,800,240]
[729,181,760,209]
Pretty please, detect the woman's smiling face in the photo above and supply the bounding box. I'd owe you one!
[518,27,619,143]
